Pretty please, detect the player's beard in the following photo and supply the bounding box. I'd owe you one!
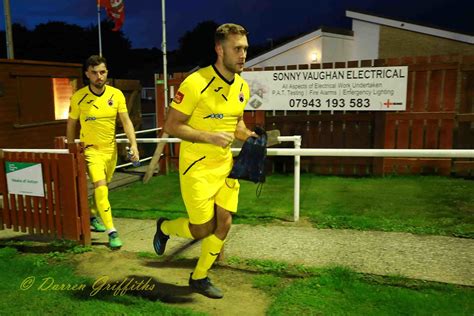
[92,80,105,90]
[223,55,244,75]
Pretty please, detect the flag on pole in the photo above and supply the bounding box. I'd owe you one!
[98,0,125,31]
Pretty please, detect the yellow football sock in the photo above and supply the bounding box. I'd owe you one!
[192,234,224,280]
[94,185,114,230]
[89,198,98,217]
[161,217,193,239]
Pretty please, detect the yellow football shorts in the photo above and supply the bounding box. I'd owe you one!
[84,146,117,184]
[179,154,240,225]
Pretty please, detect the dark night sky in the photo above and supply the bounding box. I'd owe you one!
[1,0,473,50]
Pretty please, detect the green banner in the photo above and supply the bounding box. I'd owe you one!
[5,161,37,173]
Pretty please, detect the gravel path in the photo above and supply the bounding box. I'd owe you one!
[2,217,473,286]
[105,218,474,286]
[226,225,474,286]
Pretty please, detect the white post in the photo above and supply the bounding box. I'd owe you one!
[293,136,301,221]
[161,0,169,109]
[3,0,14,59]
[97,1,103,56]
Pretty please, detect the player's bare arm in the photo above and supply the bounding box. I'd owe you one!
[118,112,139,161]
[164,107,234,148]
[234,116,256,141]
[66,117,78,149]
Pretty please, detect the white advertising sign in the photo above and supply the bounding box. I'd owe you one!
[242,66,408,111]
[5,161,45,197]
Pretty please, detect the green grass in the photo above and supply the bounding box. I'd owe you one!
[0,247,203,315]
[227,258,474,315]
[263,268,474,316]
[110,172,187,220]
[109,173,474,237]
[3,246,473,316]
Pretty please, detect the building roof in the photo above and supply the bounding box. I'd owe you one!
[346,10,474,44]
[245,9,474,68]
[246,26,353,68]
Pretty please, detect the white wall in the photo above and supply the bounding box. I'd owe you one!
[351,20,380,60]
[247,37,322,68]
[257,38,322,67]
[247,32,353,68]
[321,35,354,62]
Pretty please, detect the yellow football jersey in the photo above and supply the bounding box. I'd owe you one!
[69,85,127,147]
[170,65,250,159]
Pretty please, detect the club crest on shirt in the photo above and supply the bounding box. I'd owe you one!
[174,91,184,104]
[239,92,245,103]
[108,99,114,106]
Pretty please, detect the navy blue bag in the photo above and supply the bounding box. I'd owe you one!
[229,127,267,184]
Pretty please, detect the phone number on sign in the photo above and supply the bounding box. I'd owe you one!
[289,98,371,109]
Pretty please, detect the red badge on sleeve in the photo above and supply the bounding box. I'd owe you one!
[174,91,185,104]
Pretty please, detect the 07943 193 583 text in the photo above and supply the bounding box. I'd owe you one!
[288,98,370,109]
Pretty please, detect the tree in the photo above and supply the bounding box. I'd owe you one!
[29,21,90,63]
[174,20,219,69]
[0,23,31,59]
[0,21,132,75]
[124,47,163,86]
[87,20,132,78]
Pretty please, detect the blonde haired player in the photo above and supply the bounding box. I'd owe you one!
[153,23,257,299]
[67,55,139,249]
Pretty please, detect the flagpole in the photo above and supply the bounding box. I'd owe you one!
[97,0,103,56]
[162,0,168,109]
[3,0,14,59]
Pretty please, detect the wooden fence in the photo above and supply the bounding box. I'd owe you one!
[381,56,459,175]
[154,55,474,177]
[0,143,90,245]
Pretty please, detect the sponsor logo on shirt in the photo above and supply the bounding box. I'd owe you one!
[203,113,224,119]
[108,94,114,106]
[85,116,97,122]
[239,92,245,103]
[174,91,184,104]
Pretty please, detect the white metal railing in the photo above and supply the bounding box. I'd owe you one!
[265,136,301,221]
[115,127,161,137]
[2,149,69,154]
[114,136,175,169]
[66,128,163,169]
[266,148,474,158]
[266,146,474,221]
[122,136,474,222]
[116,138,181,143]
[114,136,301,221]
[115,156,153,169]
[64,135,474,222]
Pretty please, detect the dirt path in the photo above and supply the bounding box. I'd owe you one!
[72,250,270,316]
[2,217,472,286]
[1,217,473,315]
[100,218,474,286]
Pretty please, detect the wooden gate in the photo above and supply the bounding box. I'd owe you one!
[0,144,90,245]
[381,55,457,175]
